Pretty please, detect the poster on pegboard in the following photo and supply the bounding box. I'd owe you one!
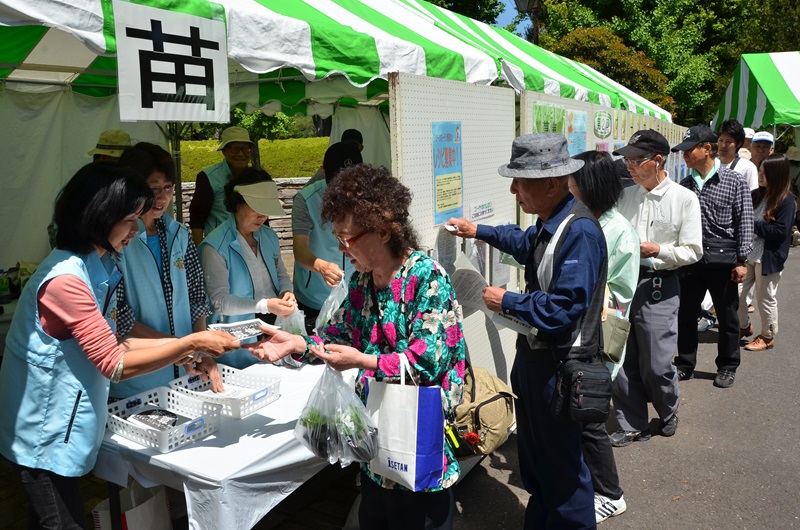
[566,110,587,155]
[431,121,464,225]
[531,102,566,133]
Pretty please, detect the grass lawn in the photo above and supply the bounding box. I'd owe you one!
[179,137,329,182]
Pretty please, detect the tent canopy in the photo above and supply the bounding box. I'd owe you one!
[712,51,800,129]
[0,0,671,120]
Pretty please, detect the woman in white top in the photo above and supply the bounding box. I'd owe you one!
[200,168,296,368]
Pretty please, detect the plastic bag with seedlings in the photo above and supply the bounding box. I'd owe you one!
[295,364,378,466]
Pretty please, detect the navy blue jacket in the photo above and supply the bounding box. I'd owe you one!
[755,194,796,275]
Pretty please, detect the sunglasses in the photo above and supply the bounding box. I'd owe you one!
[332,230,367,249]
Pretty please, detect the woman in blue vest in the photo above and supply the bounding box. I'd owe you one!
[111,142,219,399]
[200,168,296,369]
[0,163,238,529]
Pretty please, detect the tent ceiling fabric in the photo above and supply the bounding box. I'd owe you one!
[0,0,670,120]
[713,51,800,129]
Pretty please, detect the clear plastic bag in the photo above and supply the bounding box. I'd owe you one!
[315,278,348,335]
[295,364,378,467]
[275,308,307,368]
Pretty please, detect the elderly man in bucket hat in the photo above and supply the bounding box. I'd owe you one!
[87,129,132,162]
[189,126,255,245]
[447,133,607,528]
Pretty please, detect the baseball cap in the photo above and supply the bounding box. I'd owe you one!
[751,131,774,145]
[671,125,718,152]
[234,181,285,217]
[613,129,670,158]
[323,141,363,183]
[88,130,132,158]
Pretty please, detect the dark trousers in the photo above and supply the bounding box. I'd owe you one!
[511,355,595,529]
[358,470,454,530]
[14,464,85,530]
[676,263,741,373]
[581,422,623,500]
[296,300,320,335]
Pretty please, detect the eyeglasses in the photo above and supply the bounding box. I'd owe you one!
[333,230,368,249]
[150,184,174,196]
[225,145,251,154]
[623,156,655,167]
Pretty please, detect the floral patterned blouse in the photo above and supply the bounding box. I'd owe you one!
[301,251,466,491]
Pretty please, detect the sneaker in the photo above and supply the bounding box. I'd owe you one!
[660,414,679,437]
[595,494,627,523]
[714,370,736,388]
[697,317,715,332]
[677,369,693,381]
[739,324,753,339]
[745,335,774,351]
[609,428,651,447]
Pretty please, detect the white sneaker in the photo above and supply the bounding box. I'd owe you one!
[595,493,627,523]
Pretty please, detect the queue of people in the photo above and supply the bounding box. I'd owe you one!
[2,119,796,529]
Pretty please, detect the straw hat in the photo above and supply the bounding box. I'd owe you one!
[786,146,800,162]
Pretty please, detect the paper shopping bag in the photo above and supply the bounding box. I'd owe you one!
[365,376,445,491]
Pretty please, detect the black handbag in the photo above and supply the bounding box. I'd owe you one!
[550,358,612,424]
[701,239,738,267]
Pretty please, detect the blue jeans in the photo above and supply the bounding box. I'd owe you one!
[511,355,595,529]
[14,464,85,530]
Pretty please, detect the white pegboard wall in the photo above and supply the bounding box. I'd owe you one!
[389,73,519,381]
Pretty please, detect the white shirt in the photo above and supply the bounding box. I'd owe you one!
[722,157,759,191]
[201,232,292,315]
[617,173,704,270]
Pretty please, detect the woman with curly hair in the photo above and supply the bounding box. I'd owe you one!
[249,164,466,530]
[738,153,796,350]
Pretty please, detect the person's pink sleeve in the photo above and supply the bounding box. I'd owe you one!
[38,275,125,379]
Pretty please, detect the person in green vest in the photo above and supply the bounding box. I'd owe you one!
[189,126,254,246]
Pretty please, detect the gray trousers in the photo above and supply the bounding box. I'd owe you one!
[613,274,681,432]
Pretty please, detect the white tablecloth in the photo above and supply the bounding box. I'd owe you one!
[95,362,336,530]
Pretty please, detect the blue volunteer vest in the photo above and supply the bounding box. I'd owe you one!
[293,180,354,309]
[201,216,282,368]
[111,215,194,398]
[203,159,233,236]
[0,250,120,477]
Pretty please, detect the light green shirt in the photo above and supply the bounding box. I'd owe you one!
[692,158,721,191]
[598,208,640,315]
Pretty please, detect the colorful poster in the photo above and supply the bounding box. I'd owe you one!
[432,122,463,225]
[531,103,566,133]
[596,142,609,152]
[566,110,587,155]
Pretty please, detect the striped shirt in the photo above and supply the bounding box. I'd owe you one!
[680,165,754,260]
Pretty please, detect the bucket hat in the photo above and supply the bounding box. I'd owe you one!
[786,146,800,162]
[498,133,584,178]
[218,126,254,150]
[87,130,132,157]
[235,181,285,217]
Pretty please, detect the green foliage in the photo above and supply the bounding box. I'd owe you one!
[427,0,505,24]
[180,110,318,142]
[179,137,329,182]
[550,27,674,114]
[537,0,794,125]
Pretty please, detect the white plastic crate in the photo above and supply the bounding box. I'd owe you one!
[106,387,222,453]
[169,364,281,419]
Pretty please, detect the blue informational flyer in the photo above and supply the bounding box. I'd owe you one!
[431,121,464,225]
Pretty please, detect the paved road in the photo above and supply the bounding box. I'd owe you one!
[454,247,800,529]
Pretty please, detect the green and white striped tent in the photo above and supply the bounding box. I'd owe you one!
[0,0,670,119]
[712,52,800,129]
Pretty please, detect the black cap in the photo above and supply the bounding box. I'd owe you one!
[671,125,718,152]
[323,141,363,183]
[613,129,670,157]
